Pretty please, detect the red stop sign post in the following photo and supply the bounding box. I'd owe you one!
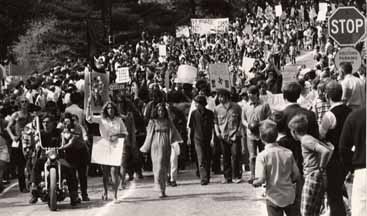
[328,7,366,46]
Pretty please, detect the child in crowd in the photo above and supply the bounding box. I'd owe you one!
[288,114,333,216]
[253,119,300,216]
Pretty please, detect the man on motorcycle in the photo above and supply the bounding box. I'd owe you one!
[29,113,79,206]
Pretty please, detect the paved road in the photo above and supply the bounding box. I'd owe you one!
[0,169,267,216]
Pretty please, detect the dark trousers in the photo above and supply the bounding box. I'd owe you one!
[211,135,221,173]
[12,147,26,191]
[266,200,298,216]
[194,139,211,183]
[220,138,241,180]
[76,164,88,197]
[326,159,347,216]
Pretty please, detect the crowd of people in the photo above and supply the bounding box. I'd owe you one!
[0,2,366,216]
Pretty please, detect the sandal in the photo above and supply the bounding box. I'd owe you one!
[101,193,108,201]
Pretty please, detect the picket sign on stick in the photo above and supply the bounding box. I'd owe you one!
[116,67,130,83]
[175,65,197,84]
[208,63,231,91]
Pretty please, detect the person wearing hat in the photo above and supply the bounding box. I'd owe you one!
[188,95,214,185]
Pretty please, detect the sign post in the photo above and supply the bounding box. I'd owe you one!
[328,7,366,46]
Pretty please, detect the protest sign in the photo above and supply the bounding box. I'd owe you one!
[260,94,287,110]
[243,24,252,35]
[84,69,110,114]
[175,65,197,84]
[176,26,190,37]
[208,63,231,91]
[116,67,130,83]
[191,18,229,35]
[317,2,328,21]
[265,5,274,20]
[159,45,167,57]
[275,5,282,17]
[257,6,263,17]
[242,57,256,74]
[91,137,124,166]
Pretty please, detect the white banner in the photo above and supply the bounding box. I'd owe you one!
[317,3,328,21]
[260,94,286,110]
[242,57,256,74]
[275,5,282,17]
[116,67,130,83]
[208,63,231,91]
[91,137,124,166]
[158,45,167,57]
[175,65,197,84]
[191,18,229,35]
[176,26,190,37]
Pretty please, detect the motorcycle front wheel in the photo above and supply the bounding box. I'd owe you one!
[49,167,57,211]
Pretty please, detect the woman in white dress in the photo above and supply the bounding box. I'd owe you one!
[86,99,128,202]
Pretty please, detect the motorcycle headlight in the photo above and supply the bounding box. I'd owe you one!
[47,150,57,160]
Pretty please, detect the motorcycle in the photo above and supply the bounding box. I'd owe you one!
[38,145,69,211]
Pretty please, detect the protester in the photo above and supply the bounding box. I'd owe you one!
[241,85,271,183]
[188,95,214,185]
[0,111,10,193]
[140,103,182,198]
[86,100,128,202]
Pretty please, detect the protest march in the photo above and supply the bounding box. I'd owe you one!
[0,1,366,215]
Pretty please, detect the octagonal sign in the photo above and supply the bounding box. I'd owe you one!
[328,7,366,46]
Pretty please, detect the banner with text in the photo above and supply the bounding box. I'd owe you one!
[191,18,229,35]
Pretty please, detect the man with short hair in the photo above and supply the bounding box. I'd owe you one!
[320,80,351,216]
[214,89,242,184]
[188,95,214,185]
[241,85,271,183]
[339,62,366,110]
[281,81,319,216]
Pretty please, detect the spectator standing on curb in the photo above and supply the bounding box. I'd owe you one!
[339,107,366,216]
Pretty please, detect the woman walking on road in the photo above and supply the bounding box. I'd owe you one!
[140,103,182,198]
[86,99,128,202]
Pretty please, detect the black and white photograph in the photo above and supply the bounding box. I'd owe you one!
[0,0,366,215]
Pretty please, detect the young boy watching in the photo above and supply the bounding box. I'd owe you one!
[253,119,300,216]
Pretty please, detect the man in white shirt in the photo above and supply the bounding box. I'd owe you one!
[339,62,366,110]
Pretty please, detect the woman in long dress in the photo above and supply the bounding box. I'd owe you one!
[86,99,128,202]
[140,103,182,198]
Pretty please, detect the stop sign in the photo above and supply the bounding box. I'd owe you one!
[328,7,366,46]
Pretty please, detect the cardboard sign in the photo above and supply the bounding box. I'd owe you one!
[260,94,286,110]
[84,69,110,114]
[91,137,124,166]
[275,5,282,17]
[159,45,167,57]
[208,63,231,91]
[317,2,328,21]
[116,67,130,83]
[191,18,229,35]
[176,26,190,37]
[175,65,197,84]
[242,57,256,74]
[334,47,362,74]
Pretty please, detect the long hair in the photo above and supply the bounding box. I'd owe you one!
[150,103,168,119]
[101,101,119,119]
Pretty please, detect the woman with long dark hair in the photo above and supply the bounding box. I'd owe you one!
[140,103,182,198]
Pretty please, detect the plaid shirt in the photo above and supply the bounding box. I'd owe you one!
[311,98,330,125]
